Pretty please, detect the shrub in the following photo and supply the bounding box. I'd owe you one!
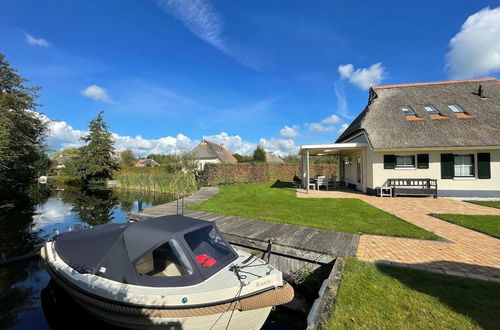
[198,163,338,186]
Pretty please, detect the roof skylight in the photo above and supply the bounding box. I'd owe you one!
[423,105,439,115]
[400,106,415,116]
[447,104,465,113]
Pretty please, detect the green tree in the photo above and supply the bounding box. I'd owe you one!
[0,53,48,197]
[120,148,136,168]
[252,145,266,162]
[233,153,252,163]
[77,111,118,185]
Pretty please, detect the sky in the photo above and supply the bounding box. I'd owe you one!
[1,0,500,156]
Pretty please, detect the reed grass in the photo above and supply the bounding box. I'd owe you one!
[115,169,198,196]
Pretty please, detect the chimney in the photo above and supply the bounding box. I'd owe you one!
[478,85,485,98]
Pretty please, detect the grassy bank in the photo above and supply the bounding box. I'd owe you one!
[189,182,438,239]
[328,258,500,329]
[114,167,198,196]
[431,214,500,238]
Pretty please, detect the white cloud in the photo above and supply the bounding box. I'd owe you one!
[446,7,500,79]
[42,114,296,157]
[279,125,299,139]
[306,114,342,132]
[321,114,341,125]
[155,0,260,70]
[81,85,114,103]
[24,33,49,47]
[258,138,297,156]
[32,199,73,230]
[334,81,349,118]
[338,63,385,90]
[338,123,349,135]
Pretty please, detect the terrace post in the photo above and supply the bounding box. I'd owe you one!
[306,150,310,193]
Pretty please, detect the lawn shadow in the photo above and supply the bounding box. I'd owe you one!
[270,180,296,189]
[376,260,500,329]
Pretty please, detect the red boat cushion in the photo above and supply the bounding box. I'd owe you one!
[195,254,217,267]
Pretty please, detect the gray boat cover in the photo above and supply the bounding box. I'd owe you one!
[53,215,238,287]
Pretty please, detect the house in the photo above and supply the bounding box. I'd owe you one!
[265,152,284,163]
[53,154,79,170]
[190,139,238,170]
[299,78,500,197]
[134,159,160,167]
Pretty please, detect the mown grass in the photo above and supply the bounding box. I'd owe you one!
[466,200,500,209]
[328,258,500,329]
[114,170,198,196]
[431,214,500,238]
[189,182,438,239]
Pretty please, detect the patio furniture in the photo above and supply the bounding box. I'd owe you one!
[316,176,335,190]
[387,178,437,198]
[376,186,393,197]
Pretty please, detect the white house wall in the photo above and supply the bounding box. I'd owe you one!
[369,149,500,197]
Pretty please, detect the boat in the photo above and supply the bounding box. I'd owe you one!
[40,215,294,329]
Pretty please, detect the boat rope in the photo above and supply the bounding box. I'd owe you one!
[209,284,243,330]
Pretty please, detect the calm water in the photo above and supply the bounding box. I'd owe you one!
[0,186,303,329]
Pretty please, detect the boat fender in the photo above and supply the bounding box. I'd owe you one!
[195,254,217,267]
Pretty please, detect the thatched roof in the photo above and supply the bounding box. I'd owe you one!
[190,140,237,163]
[265,152,284,163]
[337,78,500,149]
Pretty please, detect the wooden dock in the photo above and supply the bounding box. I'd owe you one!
[130,187,359,274]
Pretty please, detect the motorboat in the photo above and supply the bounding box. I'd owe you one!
[40,215,294,329]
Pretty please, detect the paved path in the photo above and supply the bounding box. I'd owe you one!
[298,190,500,282]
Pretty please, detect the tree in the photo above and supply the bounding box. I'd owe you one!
[77,111,118,185]
[252,145,266,162]
[119,148,136,168]
[233,153,253,163]
[0,53,48,197]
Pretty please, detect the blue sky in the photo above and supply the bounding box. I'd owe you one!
[2,0,500,156]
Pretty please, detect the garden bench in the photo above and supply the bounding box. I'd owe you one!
[386,178,438,198]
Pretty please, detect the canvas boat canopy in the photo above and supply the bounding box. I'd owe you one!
[53,215,238,287]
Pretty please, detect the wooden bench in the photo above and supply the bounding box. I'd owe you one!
[387,178,438,198]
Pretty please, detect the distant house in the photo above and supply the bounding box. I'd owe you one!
[299,78,500,197]
[53,154,79,170]
[265,152,284,163]
[190,139,238,170]
[134,159,160,167]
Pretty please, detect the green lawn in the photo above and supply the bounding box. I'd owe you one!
[328,258,500,329]
[466,200,500,209]
[190,182,438,239]
[431,214,500,238]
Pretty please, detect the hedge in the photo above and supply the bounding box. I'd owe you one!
[198,163,338,186]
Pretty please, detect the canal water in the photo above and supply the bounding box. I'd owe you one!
[0,186,304,329]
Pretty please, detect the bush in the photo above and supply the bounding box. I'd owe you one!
[198,163,338,186]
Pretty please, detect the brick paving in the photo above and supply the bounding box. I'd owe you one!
[297,189,500,281]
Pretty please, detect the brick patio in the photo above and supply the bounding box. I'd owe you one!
[297,189,500,282]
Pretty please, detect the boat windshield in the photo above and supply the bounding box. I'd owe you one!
[135,240,193,277]
[184,226,232,268]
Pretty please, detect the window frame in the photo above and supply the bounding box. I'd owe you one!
[395,155,416,169]
[400,106,416,117]
[453,154,475,178]
[447,104,465,114]
[423,105,440,115]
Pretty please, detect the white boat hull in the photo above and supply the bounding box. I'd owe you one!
[81,300,272,330]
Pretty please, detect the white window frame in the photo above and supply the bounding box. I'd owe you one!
[453,154,475,178]
[395,155,416,169]
[447,104,465,114]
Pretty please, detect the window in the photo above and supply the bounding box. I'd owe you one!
[400,106,415,116]
[447,104,465,113]
[135,240,192,277]
[396,155,415,168]
[423,105,439,115]
[454,154,474,177]
[185,226,232,267]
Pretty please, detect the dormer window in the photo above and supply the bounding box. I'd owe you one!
[400,106,415,116]
[447,104,465,113]
[423,105,439,115]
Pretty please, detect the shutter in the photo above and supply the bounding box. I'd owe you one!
[441,153,454,179]
[384,155,395,169]
[417,154,429,169]
[477,153,491,179]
